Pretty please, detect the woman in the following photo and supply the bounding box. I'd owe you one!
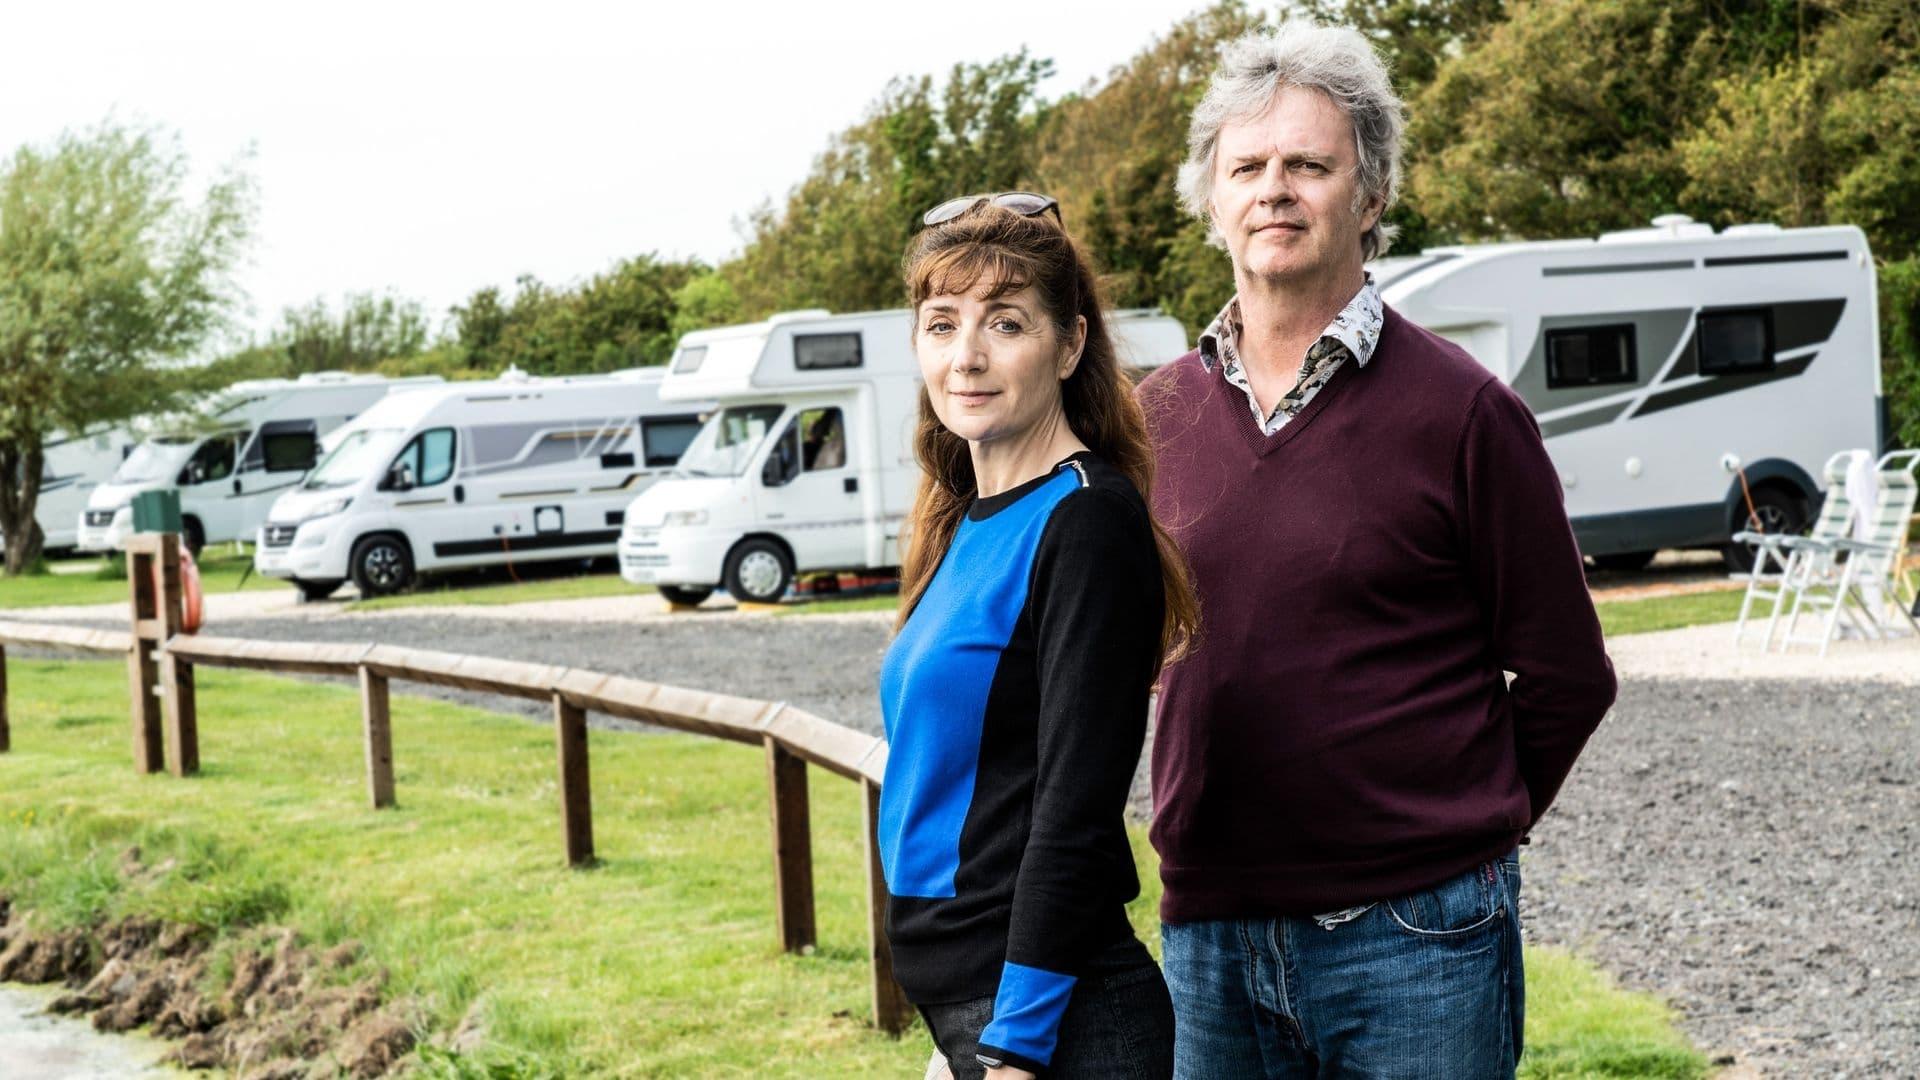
[877,192,1198,1080]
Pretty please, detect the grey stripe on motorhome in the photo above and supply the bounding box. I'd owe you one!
[1513,299,1846,437]
[433,529,622,558]
[1541,260,1694,277]
[461,420,639,477]
[1704,251,1848,268]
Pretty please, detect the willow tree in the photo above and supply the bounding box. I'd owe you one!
[0,123,253,572]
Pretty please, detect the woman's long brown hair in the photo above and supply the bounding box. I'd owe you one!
[896,206,1198,671]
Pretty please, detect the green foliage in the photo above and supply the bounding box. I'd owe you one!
[0,120,254,572]
[452,256,707,375]
[723,51,1055,319]
[1880,257,1920,449]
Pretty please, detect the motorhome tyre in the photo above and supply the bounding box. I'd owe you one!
[724,538,793,604]
[1592,550,1657,572]
[351,533,415,596]
[1722,486,1807,574]
[182,517,206,557]
[293,577,343,602]
[657,584,714,606]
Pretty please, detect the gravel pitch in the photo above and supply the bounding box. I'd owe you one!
[16,610,1916,1076]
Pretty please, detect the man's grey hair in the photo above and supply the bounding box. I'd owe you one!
[1177,23,1405,261]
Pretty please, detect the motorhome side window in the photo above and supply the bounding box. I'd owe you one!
[673,346,707,374]
[1545,325,1636,388]
[387,428,456,489]
[794,332,862,370]
[1697,309,1774,375]
[250,420,319,473]
[640,415,703,467]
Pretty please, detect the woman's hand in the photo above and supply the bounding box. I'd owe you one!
[984,1067,1036,1080]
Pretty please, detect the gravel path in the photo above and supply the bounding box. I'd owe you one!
[10,606,1916,1076]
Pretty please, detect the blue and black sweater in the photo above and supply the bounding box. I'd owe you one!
[879,451,1164,1075]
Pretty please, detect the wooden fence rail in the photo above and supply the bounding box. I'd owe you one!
[0,537,911,1034]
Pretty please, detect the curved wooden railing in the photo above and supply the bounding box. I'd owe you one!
[0,533,911,1032]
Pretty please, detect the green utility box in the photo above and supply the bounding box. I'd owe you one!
[130,489,183,535]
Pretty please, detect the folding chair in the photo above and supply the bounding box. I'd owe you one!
[1777,450,1920,655]
[1731,450,1860,649]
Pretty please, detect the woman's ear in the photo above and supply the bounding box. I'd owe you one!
[1060,315,1088,380]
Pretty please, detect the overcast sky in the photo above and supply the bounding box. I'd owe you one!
[4,0,1218,345]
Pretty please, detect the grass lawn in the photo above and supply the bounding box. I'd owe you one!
[777,593,900,616]
[0,550,281,611]
[0,660,1706,1078]
[1594,588,1747,637]
[347,571,647,612]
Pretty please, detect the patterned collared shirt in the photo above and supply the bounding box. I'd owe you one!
[1198,277,1383,436]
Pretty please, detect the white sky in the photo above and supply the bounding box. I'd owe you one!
[4,0,1219,345]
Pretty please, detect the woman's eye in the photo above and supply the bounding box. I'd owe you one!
[991,318,1021,334]
[925,320,953,334]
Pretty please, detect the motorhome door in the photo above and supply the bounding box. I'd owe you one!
[757,404,861,572]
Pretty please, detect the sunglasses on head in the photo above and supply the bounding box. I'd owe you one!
[921,191,1062,228]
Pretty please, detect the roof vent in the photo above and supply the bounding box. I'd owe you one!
[498,364,530,384]
[1650,213,1695,233]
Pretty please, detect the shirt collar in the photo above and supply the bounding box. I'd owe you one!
[1199,275,1383,373]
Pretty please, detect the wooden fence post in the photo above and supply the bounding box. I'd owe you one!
[155,532,197,777]
[0,643,9,754]
[764,735,816,953]
[553,693,594,867]
[126,543,164,774]
[862,777,912,1035]
[360,666,395,809]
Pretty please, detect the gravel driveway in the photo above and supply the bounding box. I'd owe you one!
[12,607,1916,1076]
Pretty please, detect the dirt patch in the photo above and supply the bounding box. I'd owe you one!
[0,872,419,1078]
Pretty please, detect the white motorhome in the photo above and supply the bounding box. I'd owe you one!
[76,373,442,555]
[6,425,138,553]
[1374,216,1882,571]
[253,367,712,599]
[617,307,1189,605]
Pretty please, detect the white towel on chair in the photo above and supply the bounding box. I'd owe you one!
[1845,450,1877,542]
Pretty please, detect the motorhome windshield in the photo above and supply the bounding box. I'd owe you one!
[110,437,196,484]
[674,405,785,477]
[304,428,407,489]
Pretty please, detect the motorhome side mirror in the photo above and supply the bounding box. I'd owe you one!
[385,464,415,491]
[232,478,242,495]
[762,448,797,488]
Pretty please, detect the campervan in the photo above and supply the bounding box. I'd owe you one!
[253,367,712,599]
[5,425,138,553]
[76,373,442,555]
[1373,216,1882,571]
[617,308,1189,605]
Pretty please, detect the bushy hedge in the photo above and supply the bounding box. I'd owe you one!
[1881,257,1920,450]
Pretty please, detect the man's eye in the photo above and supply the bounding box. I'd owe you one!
[1234,163,1260,176]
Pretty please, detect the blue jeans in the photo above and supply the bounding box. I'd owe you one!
[1161,852,1524,1079]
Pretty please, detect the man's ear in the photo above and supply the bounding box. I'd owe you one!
[1060,315,1088,379]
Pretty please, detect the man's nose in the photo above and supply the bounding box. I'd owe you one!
[1258,162,1295,207]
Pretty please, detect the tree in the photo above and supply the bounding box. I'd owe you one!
[723,51,1055,319]
[0,122,253,573]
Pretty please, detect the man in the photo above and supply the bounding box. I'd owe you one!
[1138,23,1618,1079]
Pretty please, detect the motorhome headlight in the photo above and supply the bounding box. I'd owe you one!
[302,497,353,523]
[662,510,708,527]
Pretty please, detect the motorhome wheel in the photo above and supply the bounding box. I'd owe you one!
[181,517,206,557]
[1722,488,1806,574]
[350,534,415,596]
[293,577,343,602]
[657,584,714,606]
[724,539,792,605]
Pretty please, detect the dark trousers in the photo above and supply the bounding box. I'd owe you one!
[919,954,1175,1080]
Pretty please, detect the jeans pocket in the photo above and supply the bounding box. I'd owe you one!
[1382,861,1505,938]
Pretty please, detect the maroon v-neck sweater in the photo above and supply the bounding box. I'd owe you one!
[1140,306,1617,922]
